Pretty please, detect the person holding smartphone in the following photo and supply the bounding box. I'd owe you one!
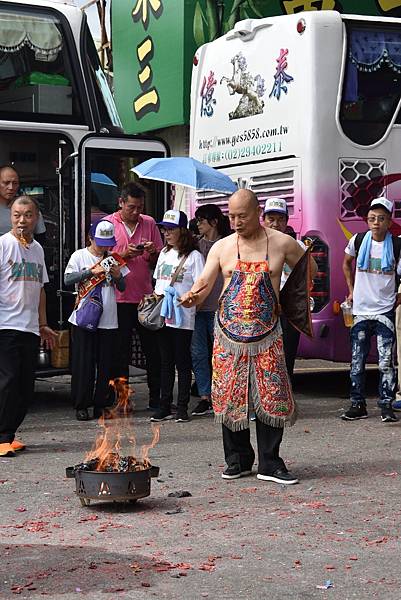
[106,182,164,410]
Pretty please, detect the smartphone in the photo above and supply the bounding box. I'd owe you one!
[136,244,145,250]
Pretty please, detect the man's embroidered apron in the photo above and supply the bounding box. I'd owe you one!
[212,237,296,432]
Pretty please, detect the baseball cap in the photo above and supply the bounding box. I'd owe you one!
[158,209,188,229]
[263,197,288,216]
[370,197,393,215]
[93,220,117,247]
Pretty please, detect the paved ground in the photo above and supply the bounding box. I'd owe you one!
[1,364,400,600]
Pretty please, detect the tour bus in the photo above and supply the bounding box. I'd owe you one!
[0,0,167,373]
[190,10,401,362]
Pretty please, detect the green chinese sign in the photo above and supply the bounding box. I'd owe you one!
[112,0,200,134]
[112,0,401,134]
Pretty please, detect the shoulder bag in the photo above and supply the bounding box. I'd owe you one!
[138,254,187,331]
[75,284,104,332]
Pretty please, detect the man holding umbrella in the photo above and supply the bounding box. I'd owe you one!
[181,189,315,485]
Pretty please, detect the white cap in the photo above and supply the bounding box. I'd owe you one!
[263,197,288,216]
[94,220,117,246]
[370,197,393,214]
[157,209,188,229]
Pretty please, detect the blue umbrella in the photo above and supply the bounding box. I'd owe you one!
[90,173,117,186]
[131,157,237,194]
[90,173,119,213]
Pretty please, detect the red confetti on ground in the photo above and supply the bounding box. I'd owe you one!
[366,536,389,545]
[349,556,358,561]
[325,565,336,570]
[141,582,151,587]
[304,501,326,509]
[15,507,27,513]
[199,563,215,572]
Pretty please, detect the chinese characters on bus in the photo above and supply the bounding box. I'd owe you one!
[200,71,217,118]
[269,49,294,100]
[131,0,163,119]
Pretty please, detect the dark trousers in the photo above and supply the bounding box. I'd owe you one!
[115,303,161,406]
[71,326,117,410]
[158,326,193,412]
[281,314,301,381]
[222,416,285,476]
[0,330,39,444]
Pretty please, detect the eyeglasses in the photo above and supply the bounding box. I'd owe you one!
[367,215,387,223]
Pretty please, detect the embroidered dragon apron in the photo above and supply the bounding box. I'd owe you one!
[211,235,296,432]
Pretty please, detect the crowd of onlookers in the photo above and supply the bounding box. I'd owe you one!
[64,182,311,425]
[66,182,233,424]
[1,161,401,461]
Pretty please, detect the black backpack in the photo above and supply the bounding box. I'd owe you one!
[354,231,401,287]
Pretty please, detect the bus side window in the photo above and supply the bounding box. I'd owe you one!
[340,25,401,146]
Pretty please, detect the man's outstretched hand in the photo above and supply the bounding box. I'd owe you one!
[179,284,208,307]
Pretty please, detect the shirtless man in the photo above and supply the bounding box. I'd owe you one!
[181,189,315,484]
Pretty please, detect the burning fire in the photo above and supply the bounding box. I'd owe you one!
[83,378,160,472]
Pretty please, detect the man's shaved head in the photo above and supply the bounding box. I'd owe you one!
[228,189,262,238]
[229,189,259,210]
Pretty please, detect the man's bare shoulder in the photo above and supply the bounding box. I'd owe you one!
[209,233,236,255]
[267,228,298,250]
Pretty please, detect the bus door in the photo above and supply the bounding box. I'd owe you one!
[78,134,168,245]
[0,130,76,335]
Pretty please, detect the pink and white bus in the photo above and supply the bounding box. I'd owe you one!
[190,10,401,362]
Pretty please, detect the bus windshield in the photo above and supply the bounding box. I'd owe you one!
[84,25,122,129]
[340,23,401,145]
[0,6,84,123]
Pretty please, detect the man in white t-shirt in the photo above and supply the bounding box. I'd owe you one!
[342,197,401,423]
[0,196,57,457]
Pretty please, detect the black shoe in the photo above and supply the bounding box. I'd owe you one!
[76,409,90,421]
[381,404,399,423]
[175,410,190,422]
[221,465,253,480]
[150,410,173,422]
[192,399,213,416]
[341,403,368,421]
[257,468,299,485]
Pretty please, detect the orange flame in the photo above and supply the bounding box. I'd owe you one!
[83,377,160,472]
[139,424,160,467]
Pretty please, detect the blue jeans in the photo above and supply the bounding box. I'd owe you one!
[191,311,215,397]
[350,316,396,406]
